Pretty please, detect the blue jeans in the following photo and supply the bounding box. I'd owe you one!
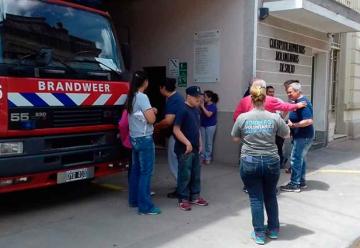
[128,135,155,213]
[240,155,280,236]
[200,125,217,161]
[167,135,178,180]
[177,152,201,202]
[290,137,314,185]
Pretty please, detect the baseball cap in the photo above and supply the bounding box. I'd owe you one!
[186,86,202,97]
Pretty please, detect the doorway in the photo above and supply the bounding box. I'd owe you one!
[143,66,167,146]
[143,66,166,121]
[328,34,346,141]
[311,51,329,146]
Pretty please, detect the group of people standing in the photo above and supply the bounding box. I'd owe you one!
[231,78,314,245]
[120,71,218,215]
[119,71,314,245]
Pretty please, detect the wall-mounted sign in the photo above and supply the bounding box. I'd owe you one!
[280,63,295,73]
[178,62,187,87]
[270,39,306,54]
[275,52,299,63]
[167,58,179,82]
[194,30,220,83]
[269,38,306,74]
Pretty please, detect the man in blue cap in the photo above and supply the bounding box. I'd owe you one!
[173,86,209,211]
[154,78,185,198]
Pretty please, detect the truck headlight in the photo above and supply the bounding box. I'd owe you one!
[0,142,23,156]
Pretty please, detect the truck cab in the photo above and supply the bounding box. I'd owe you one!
[0,0,129,193]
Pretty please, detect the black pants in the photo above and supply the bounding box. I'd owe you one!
[275,136,284,167]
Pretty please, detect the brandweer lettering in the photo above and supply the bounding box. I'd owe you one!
[38,81,110,92]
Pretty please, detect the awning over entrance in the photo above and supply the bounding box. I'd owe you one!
[263,0,360,33]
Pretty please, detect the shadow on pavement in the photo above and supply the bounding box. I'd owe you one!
[302,180,330,191]
[307,140,360,169]
[0,181,115,215]
[0,140,360,248]
[278,223,314,241]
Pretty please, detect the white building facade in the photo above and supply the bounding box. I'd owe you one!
[105,0,360,163]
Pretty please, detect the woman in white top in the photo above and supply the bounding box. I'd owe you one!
[126,71,161,215]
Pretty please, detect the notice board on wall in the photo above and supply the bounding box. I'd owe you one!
[193,30,220,83]
[167,58,179,82]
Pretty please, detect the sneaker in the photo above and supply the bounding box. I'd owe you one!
[204,160,211,165]
[251,231,265,245]
[150,191,156,196]
[300,182,308,189]
[243,186,248,194]
[167,190,178,199]
[179,200,192,211]
[138,207,161,215]
[190,197,209,206]
[280,183,301,192]
[265,227,279,239]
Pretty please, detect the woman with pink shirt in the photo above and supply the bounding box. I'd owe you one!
[233,78,306,194]
[233,79,307,121]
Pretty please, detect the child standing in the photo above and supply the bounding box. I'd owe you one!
[173,86,209,211]
[200,90,219,165]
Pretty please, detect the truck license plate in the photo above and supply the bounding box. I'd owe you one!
[57,167,95,184]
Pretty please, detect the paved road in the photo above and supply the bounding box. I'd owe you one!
[0,140,360,248]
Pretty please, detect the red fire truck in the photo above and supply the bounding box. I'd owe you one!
[0,0,130,193]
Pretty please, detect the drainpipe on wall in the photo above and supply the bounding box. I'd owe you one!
[252,0,259,78]
[324,35,333,147]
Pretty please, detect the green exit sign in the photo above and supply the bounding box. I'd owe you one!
[178,62,187,87]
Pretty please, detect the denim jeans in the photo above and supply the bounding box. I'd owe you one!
[240,155,280,235]
[290,137,314,185]
[167,135,178,180]
[275,135,285,166]
[177,152,201,201]
[128,135,155,213]
[200,125,216,161]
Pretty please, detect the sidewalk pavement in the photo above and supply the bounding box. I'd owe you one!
[119,139,360,248]
[0,139,360,248]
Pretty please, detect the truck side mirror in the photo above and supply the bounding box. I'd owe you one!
[120,43,131,71]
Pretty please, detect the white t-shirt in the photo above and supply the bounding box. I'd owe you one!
[129,92,154,138]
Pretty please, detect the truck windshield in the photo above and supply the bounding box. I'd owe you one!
[0,0,124,77]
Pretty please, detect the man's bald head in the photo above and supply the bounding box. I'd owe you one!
[251,78,266,88]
